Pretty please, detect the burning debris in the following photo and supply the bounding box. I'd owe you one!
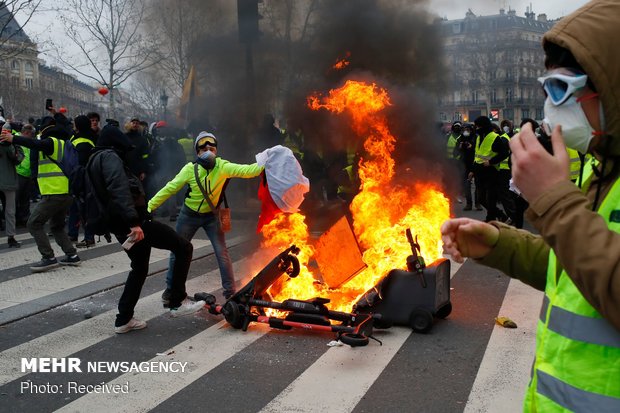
[250,80,451,315]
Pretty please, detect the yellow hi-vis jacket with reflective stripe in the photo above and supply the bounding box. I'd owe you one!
[446,133,460,160]
[474,131,498,165]
[498,133,511,170]
[523,164,620,412]
[567,148,581,182]
[37,137,68,195]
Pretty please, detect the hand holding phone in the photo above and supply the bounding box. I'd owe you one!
[45,98,53,111]
[122,236,136,250]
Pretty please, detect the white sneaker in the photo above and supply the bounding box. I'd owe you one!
[169,298,206,317]
[114,318,147,334]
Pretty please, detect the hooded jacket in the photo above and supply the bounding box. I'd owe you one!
[478,0,620,331]
[88,125,146,231]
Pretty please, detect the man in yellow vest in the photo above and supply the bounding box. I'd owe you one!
[15,124,35,227]
[472,116,510,222]
[441,1,620,410]
[446,121,464,203]
[1,115,81,272]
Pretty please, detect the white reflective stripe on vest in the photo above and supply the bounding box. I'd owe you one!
[537,370,620,413]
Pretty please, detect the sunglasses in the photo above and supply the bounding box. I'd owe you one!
[538,70,587,106]
[198,142,216,151]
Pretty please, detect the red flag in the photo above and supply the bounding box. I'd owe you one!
[256,172,282,233]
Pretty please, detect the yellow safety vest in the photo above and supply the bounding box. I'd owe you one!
[474,132,499,165]
[524,163,620,412]
[446,133,460,160]
[498,133,511,171]
[566,148,581,182]
[178,138,196,163]
[37,137,69,195]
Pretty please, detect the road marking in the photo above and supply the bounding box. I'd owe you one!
[56,322,268,413]
[0,259,247,386]
[259,257,462,413]
[0,239,210,309]
[259,327,412,413]
[464,278,543,413]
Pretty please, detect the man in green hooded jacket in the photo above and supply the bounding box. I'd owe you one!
[441,1,620,411]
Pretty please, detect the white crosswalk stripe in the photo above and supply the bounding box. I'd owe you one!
[0,230,541,413]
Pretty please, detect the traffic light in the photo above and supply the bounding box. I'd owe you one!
[237,0,261,43]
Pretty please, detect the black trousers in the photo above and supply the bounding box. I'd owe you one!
[114,219,193,327]
[16,174,32,224]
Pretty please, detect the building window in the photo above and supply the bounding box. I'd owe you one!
[24,62,33,73]
[506,88,513,102]
[503,108,514,120]
[522,109,530,119]
[472,91,478,104]
[454,112,462,121]
[439,112,447,121]
[491,89,498,104]
[11,60,19,70]
[25,78,33,89]
[536,108,544,120]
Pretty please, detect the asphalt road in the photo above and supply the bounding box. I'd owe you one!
[0,203,542,413]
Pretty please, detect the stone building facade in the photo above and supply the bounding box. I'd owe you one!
[438,8,555,125]
[0,3,102,121]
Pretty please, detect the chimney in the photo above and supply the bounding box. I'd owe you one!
[537,13,547,22]
[507,8,516,16]
[499,8,505,15]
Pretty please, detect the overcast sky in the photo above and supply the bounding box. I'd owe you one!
[15,0,592,84]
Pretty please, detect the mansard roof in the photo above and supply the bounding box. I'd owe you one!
[0,3,33,43]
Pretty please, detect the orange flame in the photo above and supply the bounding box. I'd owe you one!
[332,51,351,70]
[260,80,450,313]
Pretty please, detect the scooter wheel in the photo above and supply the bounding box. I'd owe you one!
[223,301,244,329]
[409,308,433,334]
[339,333,369,347]
[435,302,452,319]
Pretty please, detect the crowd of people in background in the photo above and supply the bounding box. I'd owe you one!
[444,114,583,229]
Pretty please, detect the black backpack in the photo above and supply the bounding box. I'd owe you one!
[78,153,109,236]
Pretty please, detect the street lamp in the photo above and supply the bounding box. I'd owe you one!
[160,89,169,121]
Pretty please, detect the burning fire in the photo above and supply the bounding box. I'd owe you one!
[260,80,450,312]
[332,52,351,70]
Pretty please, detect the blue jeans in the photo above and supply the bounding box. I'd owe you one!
[166,206,236,298]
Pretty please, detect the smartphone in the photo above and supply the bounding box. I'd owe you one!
[121,237,136,250]
[45,98,53,111]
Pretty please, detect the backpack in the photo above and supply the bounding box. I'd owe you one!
[80,153,109,235]
[45,137,86,197]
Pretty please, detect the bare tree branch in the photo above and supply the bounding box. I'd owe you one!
[50,0,159,117]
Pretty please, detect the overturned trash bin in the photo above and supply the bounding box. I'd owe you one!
[354,229,452,333]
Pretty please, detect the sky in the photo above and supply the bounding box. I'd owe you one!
[12,0,592,84]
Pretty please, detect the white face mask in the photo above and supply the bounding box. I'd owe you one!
[463,131,470,137]
[543,97,594,153]
[502,126,510,133]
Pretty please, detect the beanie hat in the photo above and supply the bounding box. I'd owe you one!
[194,131,217,153]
